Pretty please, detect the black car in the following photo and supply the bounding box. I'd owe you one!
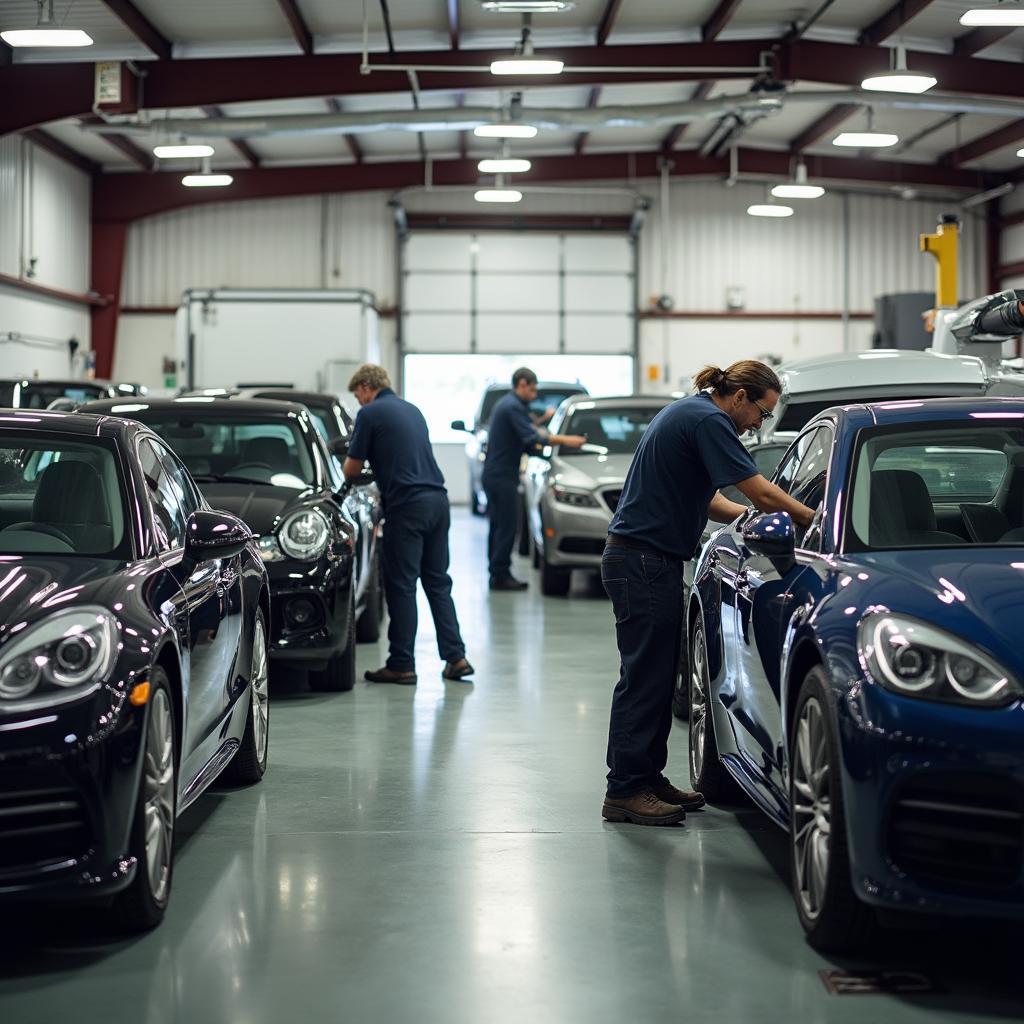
[85,398,363,691]
[0,378,118,409]
[0,410,269,930]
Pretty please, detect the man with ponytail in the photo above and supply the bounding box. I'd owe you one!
[601,360,815,826]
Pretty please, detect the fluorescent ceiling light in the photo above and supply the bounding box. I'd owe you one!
[480,1,574,10]
[490,56,564,75]
[861,71,937,93]
[747,204,794,218]
[832,131,898,147]
[475,188,523,203]
[154,144,215,159]
[474,123,538,138]
[771,183,825,199]
[1,27,92,45]
[960,7,1024,25]
[182,173,234,188]
[477,157,532,173]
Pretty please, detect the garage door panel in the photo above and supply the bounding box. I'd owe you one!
[564,234,632,272]
[403,313,472,352]
[405,233,472,272]
[476,234,559,272]
[477,313,559,352]
[405,273,471,311]
[477,273,560,312]
[565,314,633,353]
[565,275,632,313]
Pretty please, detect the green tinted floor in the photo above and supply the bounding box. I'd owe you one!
[1,511,1022,1023]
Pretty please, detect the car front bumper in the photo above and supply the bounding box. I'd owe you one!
[838,679,1024,919]
[541,492,615,569]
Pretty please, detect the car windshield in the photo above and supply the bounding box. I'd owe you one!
[0,437,128,556]
[0,382,107,409]
[133,412,316,489]
[479,387,586,426]
[561,405,666,455]
[846,421,1024,551]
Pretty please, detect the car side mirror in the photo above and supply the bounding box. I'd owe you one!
[184,509,253,563]
[450,419,469,432]
[741,511,796,574]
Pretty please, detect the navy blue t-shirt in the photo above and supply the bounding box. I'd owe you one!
[609,392,759,558]
[348,388,445,511]
[481,391,544,486]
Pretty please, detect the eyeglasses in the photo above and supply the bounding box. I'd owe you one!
[752,397,774,423]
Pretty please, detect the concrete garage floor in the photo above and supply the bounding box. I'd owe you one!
[2,510,1023,1023]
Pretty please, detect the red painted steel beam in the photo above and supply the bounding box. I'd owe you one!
[90,222,129,378]
[275,0,313,55]
[447,0,459,50]
[22,128,99,175]
[92,146,993,224]
[858,0,936,46]
[954,26,1016,56]
[81,115,153,170]
[660,82,712,152]
[789,102,860,152]
[943,118,1024,166]
[703,0,743,42]
[999,259,1024,279]
[988,198,1003,294]
[596,0,624,46]
[201,107,261,167]
[98,0,172,60]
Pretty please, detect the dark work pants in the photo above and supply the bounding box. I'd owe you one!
[483,477,519,582]
[381,490,466,672]
[602,542,686,797]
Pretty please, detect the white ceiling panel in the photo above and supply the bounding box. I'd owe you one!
[134,0,285,43]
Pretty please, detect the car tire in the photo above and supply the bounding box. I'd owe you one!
[789,666,876,953]
[540,553,570,597]
[115,668,177,932]
[688,618,741,802]
[309,590,356,692]
[356,547,383,643]
[672,632,690,720]
[225,611,269,785]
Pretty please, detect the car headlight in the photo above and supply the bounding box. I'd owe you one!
[858,611,1022,708]
[278,509,330,561]
[552,485,600,509]
[0,607,117,706]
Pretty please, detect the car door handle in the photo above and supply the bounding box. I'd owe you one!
[217,566,238,595]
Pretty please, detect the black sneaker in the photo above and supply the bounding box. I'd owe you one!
[489,576,528,591]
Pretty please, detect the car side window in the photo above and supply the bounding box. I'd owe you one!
[139,437,197,551]
[789,426,833,509]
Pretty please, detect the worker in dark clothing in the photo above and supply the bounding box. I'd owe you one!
[601,360,816,826]
[482,367,587,591]
[343,364,473,685]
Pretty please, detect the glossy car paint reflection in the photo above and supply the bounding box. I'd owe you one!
[0,410,268,907]
[690,397,1024,929]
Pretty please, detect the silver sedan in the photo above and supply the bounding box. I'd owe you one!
[523,395,674,596]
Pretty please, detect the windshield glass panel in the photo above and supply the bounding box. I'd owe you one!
[846,422,1022,550]
[778,394,949,433]
[10,383,107,409]
[134,413,316,489]
[479,387,587,426]
[562,405,666,455]
[0,438,128,556]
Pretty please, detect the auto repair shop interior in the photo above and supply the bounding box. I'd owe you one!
[3,1,1024,1022]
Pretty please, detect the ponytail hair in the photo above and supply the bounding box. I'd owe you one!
[693,359,781,400]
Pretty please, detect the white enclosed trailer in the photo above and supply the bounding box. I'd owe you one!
[175,288,381,394]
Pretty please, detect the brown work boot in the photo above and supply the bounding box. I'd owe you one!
[651,779,707,811]
[601,790,685,826]
[364,666,417,685]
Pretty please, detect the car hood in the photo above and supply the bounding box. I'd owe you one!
[840,547,1024,673]
[198,482,318,535]
[0,557,125,652]
[551,452,634,489]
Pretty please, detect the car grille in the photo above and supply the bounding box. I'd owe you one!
[0,781,90,873]
[602,489,622,514]
[887,773,1024,889]
[558,537,606,556]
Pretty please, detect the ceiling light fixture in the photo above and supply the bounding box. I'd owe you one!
[1,0,93,46]
[474,123,538,138]
[861,44,937,94]
[480,1,575,10]
[478,157,532,173]
[490,15,563,75]
[833,107,898,148]
[154,144,216,159]
[960,5,1024,26]
[747,203,794,218]
[182,173,234,188]
[771,162,825,199]
[475,188,523,203]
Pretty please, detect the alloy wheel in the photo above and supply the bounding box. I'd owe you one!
[143,687,175,904]
[792,695,831,920]
[251,618,269,764]
[689,629,708,778]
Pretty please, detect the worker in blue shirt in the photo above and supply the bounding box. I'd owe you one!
[482,367,587,591]
[343,364,473,685]
[601,360,815,826]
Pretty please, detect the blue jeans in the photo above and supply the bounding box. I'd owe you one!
[483,477,518,581]
[602,541,686,797]
[382,491,466,672]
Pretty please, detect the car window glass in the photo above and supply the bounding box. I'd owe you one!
[140,438,191,550]
[562,406,665,455]
[873,446,1007,501]
[773,432,814,494]
[721,444,789,506]
[789,427,832,508]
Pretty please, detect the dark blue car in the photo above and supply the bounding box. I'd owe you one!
[688,396,1024,952]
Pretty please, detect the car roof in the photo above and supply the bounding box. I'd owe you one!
[812,396,1024,431]
[779,350,988,396]
[0,407,140,438]
[235,388,341,404]
[0,377,111,388]
[562,394,674,408]
[82,397,313,417]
